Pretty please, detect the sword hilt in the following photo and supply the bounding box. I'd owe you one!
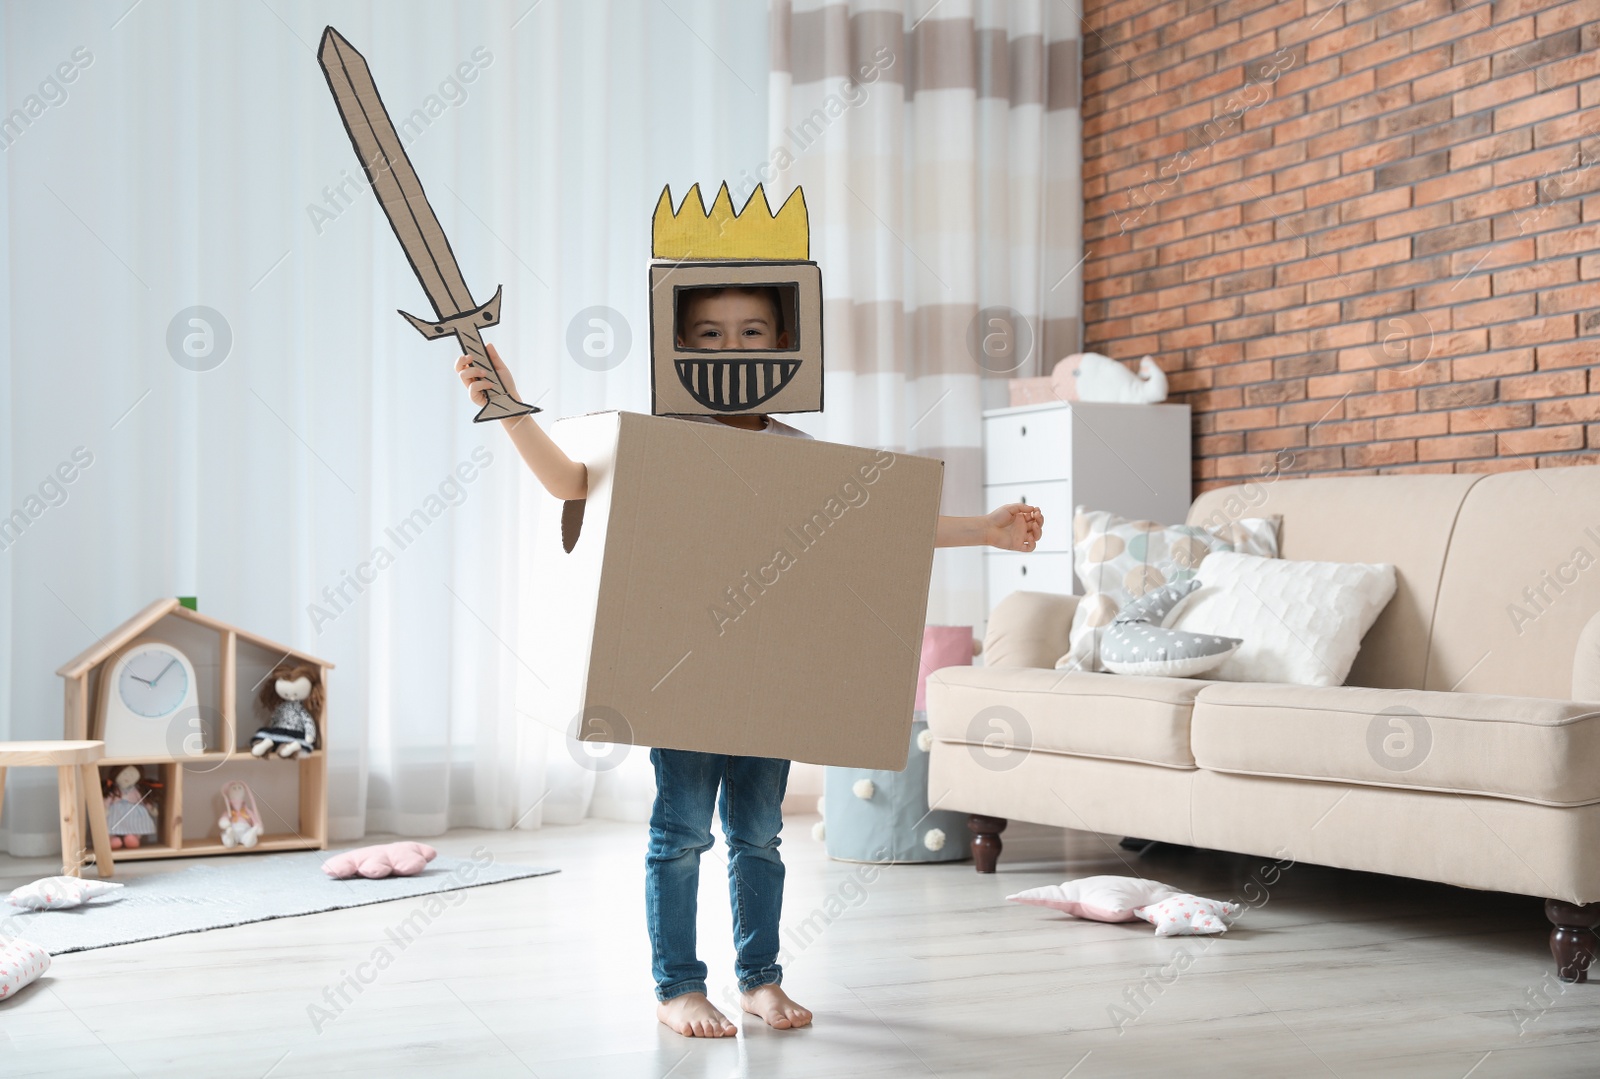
[399,285,541,423]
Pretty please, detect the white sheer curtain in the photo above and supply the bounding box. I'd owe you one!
[768,0,1083,626]
[0,0,769,856]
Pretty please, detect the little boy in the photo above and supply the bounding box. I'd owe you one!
[457,287,1043,1037]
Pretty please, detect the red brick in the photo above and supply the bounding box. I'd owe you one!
[1213,406,1281,431]
[1339,238,1413,272]
[1538,282,1600,315]
[1536,398,1600,424]
[1246,426,1309,451]
[1489,316,1575,349]
[1536,341,1598,369]
[1449,404,1535,432]
[1498,426,1586,454]
[1348,389,1420,417]
[1375,204,1455,240]
[1416,433,1497,460]
[1345,440,1418,467]
[1376,411,1451,439]
[1309,419,1376,445]
[1534,219,1600,260]
[1499,370,1589,399]
[1308,372,1377,398]
[1451,351,1537,380]
[1451,294,1538,327]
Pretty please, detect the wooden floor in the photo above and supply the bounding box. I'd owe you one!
[3,816,1598,1078]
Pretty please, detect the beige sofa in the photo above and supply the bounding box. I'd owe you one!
[927,466,1600,979]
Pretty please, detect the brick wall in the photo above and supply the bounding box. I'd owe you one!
[1079,0,1599,493]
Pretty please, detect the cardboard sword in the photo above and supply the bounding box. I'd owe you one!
[318,26,538,423]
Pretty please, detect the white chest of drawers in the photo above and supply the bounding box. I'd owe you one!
[983,401,1193,615]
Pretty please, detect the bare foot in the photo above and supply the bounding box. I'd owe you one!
[657,993,737,1038]
[740,984,813,1030]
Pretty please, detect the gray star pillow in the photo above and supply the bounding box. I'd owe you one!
[1102,579,1242,678]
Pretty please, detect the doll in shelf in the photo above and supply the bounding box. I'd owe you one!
[218,780,263,848]
[103,765,158,850]
[250,663,322,759]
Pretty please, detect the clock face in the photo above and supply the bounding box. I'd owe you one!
[117,646,190,718]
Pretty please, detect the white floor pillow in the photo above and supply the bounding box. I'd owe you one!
[0,937,51,999]
[1171,552,1396,687]
[1006,875,1181,922]
[7,875,124,911]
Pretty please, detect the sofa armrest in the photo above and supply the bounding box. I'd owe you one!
[983,590,1080,669]
[1576,610,1600,702]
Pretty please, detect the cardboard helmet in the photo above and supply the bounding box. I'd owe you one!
[649,183,823,416]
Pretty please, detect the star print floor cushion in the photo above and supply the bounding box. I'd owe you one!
[6,876,124,911]
[0,937,51,1000]
[322,841,438,879]
[1006,875,1182,922]
[1134,894,1241,936]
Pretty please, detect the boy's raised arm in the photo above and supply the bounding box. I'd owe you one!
[457,344,588,501]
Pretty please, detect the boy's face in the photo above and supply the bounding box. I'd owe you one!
[676,290,791,351]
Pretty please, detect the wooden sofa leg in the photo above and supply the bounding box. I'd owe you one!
[968,815,1007,874]
[1546,900,1600,983]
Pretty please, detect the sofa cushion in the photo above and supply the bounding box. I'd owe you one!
[926,667,1207,768]
[1191,682,1600,806]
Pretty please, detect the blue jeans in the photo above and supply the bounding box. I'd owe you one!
[646,748,791,1002]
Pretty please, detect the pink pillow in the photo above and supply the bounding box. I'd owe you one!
[915,626,974,711]
[1006,875,1180,922]
[322,841,438,880]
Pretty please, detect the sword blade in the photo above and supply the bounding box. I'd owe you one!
[318,26,474,318]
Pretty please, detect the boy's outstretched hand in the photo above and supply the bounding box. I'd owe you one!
[985,503,1044,551]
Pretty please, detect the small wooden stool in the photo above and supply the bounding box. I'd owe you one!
[0,741,115,879]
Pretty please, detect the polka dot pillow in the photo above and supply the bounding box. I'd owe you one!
[7,875,124,910]
[0,937,50,1000]
[1074,509,1278,602]
[1134,893,1241,936]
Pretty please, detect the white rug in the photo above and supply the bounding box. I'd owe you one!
[1,849,557,954]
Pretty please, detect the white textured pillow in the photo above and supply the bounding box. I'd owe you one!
[7,875,124,911]
[1006,875,1181,922]
[0,937,51,999]
[1170,552,1396,687]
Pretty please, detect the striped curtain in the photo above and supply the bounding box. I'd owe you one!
[766,0,1083,624]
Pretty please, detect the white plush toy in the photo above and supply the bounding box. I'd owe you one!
[1052,353,1168,404]
[218,780,264,848]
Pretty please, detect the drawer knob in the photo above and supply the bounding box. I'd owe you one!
[1020,425,1027,436]
[1020,565,1027,576]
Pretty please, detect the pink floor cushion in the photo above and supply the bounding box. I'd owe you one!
[322,841,438,880]
[0,937,50,1000]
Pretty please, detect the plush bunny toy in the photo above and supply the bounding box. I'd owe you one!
[251,663,322,759]
[218,780,263,848]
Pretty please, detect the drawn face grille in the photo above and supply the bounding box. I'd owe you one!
[674,359,801,411]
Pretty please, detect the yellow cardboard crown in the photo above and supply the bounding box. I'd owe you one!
[652,183,809,262]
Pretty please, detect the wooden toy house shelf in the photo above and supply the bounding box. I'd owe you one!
[55,598,333,864]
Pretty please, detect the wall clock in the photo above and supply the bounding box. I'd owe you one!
[96,640,201,758]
